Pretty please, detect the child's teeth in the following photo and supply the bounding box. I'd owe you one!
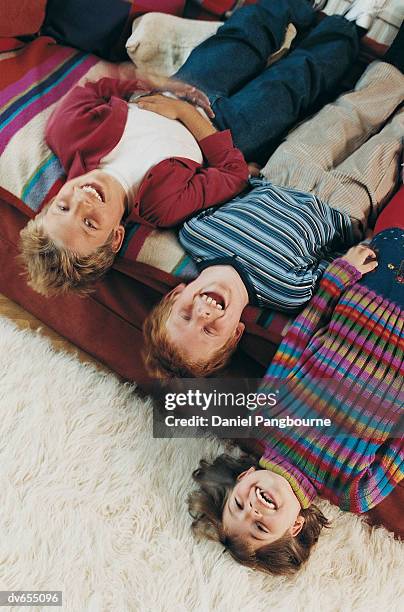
[257,487,276,509]
[81,185,102,201]
[257,487,271,507]
[200,293,224,310]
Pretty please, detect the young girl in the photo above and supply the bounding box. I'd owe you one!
[188,188,404,574]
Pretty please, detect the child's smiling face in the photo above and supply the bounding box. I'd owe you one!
[164,265,248,365]
[42,170,126,256]
[222,468,304,549]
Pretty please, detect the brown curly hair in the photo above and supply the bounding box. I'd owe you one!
[188,454,329,575]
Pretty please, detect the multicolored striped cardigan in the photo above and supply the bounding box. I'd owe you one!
[257,253,404,513]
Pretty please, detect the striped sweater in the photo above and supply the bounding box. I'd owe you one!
[257,253,404,513]
[179,178,353,313]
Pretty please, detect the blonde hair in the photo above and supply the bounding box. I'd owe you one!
[19,209,116,297]
[188,454,329,576]
[142,292,240,378]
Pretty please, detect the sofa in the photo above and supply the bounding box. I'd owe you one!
[0,1,401,385]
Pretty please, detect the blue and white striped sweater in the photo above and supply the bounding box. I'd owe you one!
[179,178,354,313]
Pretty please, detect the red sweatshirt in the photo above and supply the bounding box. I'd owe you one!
[45,77,249,227]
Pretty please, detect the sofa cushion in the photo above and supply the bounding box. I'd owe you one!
[42,0,135,60]
[41,0,189,61]
[0,0,47,37]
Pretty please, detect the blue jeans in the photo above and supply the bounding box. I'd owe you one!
[175,0,359,164]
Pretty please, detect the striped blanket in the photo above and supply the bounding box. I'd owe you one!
[0,39,97,210]
[0,37,291,342]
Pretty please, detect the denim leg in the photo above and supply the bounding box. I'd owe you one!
[211,16,359,164]
[174,0,315,101]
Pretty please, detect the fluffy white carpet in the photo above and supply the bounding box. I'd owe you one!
[0,317,402,612]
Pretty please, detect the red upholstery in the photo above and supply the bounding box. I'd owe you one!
[374,185,404,234]
[0,0,47,37]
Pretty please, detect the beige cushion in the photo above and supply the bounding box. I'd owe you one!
[126,11,296,77]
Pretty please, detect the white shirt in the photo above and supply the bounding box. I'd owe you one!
[99,99,203,202]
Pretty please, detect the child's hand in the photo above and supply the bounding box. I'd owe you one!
[156,78,214,119]
[136,72,214,118]
[247,162,262,178]
[135,94,195,121]
[342,244,378,275]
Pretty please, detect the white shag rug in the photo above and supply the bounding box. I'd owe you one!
[0,317,403,612]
